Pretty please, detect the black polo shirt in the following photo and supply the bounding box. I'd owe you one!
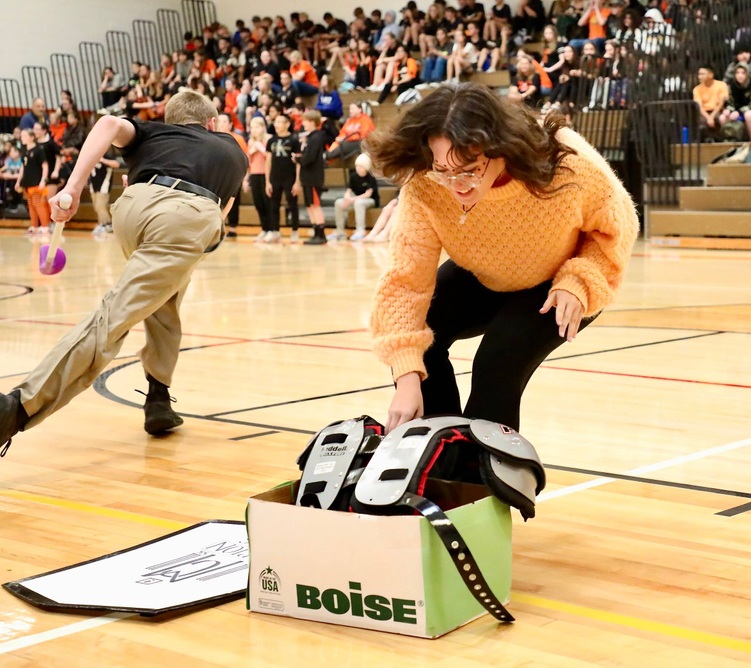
[121,119,248,206]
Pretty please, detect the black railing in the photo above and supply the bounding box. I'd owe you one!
[182,0,217,37]
[105,30,135,85]
[0,78,24,133]
[79,42,108,111]
[20,66,54,113]
[133,19,162,70]
[51,53,89,113]
[157,9,184,55]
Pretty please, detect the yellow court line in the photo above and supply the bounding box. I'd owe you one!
[513,592,751,654]
[0,490,188,531]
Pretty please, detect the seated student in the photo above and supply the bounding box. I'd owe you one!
[446,28,480,82]
[355,37,377,89]
[509,56,542,107]
[723,45,751,85]
[315,74,344,120]
[325,102,376,161]
[0,145,24,211]
[693,64,729,141]
[485,0,512,44]
[719,63,751,141]
[377,44,421,104]
[289,50,320,96]
[363,193,399,243]
[328,153,379,242]
[422,27,454,83]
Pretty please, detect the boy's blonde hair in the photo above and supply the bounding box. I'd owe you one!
[165,90,218,125]
[302,109,322,125]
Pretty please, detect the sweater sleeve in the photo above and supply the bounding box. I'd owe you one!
[370,177,443,380]
[551,153,639,315]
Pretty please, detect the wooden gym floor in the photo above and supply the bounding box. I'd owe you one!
[0,228,750,666]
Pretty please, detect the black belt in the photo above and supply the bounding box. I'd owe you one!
[150,176,220,205]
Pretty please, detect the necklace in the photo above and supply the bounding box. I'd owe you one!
[459,203,478,225]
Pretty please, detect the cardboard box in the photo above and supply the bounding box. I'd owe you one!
[246,480,512,638]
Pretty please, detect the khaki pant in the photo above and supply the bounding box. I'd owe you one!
[91,189,111,226]
[18,183,223,427]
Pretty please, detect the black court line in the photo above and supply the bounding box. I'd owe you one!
[547,464,751,501]
[716,502,751,517]
[0,283,33,301]
[264,329,366,340]
[229,430,279,441]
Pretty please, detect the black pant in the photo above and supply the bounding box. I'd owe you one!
[269,175,299,232]
[421,260,597,431]
[226,185,242,229]
[377,77,421,104]
[249,174,271,232]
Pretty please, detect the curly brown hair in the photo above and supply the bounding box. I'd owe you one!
[364,82,577,197]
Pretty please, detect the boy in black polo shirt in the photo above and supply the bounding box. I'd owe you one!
[265,114,301,243]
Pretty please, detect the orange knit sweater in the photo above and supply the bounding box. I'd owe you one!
[371,128,640,381]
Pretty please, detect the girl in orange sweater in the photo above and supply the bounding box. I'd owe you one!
[366,83,639,434]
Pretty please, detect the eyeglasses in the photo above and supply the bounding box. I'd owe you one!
[425,159,490,190]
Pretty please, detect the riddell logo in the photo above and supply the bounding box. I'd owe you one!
[296,581,418,624]
[259,566,281,595]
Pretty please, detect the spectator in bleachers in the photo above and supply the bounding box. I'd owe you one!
[297,110,328,245]
[547,44,580,113]
[355,37,377,89]
[541,25,562,78]
[202,25,219,61]
[638,8,674,55]
[265,113,301,243]
[377,45,421,104]
[318,12,350,65]
[570,0,610,53]
[719,64,751,141]
[315,75,343,120]
[444,6,463,31]
[194,49,218,82]
[461,0,487,30]
[371,32,401,90]
[254,50,282,86]
[247,116,272,242]
[512,0,546,42]
[368,9,385,45]
[127,61,141,89]
[723,45,751,84]
[693,64,729,141]
[421,4,450,58]
[624,0,646,18]
[509,56,542,106]
[18,99,49,132]
[422,26,454,83]
[446,28,479,82]
[548,0,578,42]
[15,129,50,234]
[376,10,404,49]
[325,101,375,161]
[99,67,125,109]
[277,71,300,109]
[484,0,512,45]
[328,37,359,83]
[614,8,642,47]
[1,145,24,211]
[289,51,320,96]
[33,121,61,199]
[329,153,379,242]
[399,5,423,53]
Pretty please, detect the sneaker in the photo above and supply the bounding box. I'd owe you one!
[254,230,268,243]
[304,234,327,245]
[93,224,107,234]
[226,228,238,238]
[264,231,282,243]
[104,223,113,233]
[326,231,348,241]
[141,376,183,435]
[0,390,29,457]
[289,230,301,243]
[38,226,50,235]
[25,226,36,235]
[349,231,367,242]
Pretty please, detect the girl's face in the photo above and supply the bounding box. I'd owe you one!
[302,118,316,132]
[564,46,575,61]
[583,43,596,56]
[250,119,265,136]
[544,27,555,42]
[396,46,407,61]
[604,43,615,58]
[736,67,749,85]
[454,29,465,44]
[518,58,532,75]
[624,13,632,25]
[427,136,506,208]
[349,103,361,118]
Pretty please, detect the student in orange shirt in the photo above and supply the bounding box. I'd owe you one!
[377,45,421,104]
[289,51,320,96]
[216,113,250,237]
[325,102,376,161]
[571,0,610,53]
[692,65,729,141]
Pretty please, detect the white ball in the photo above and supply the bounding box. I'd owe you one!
[59,193,73,210]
